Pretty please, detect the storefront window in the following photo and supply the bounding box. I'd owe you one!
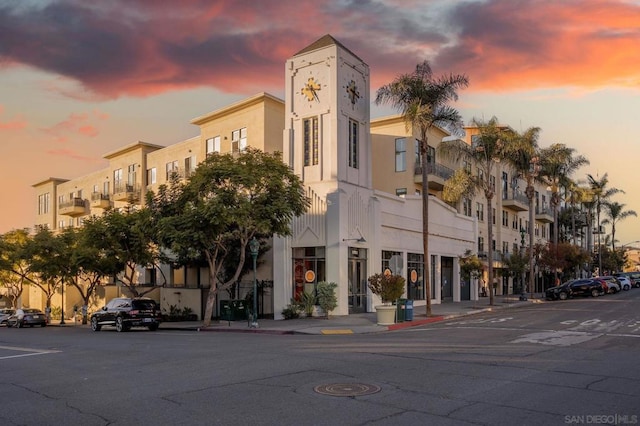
[381,251,403,276]
[292,247,326,301]
[407,253,424,300]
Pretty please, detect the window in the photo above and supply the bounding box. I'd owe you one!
[462,197,472,217]
[58,194,65,204]
[490,175,496,192]
[395,138,406,172]
[502,210,508,227]
[414,139,421,168]
[476,202,484,221]
[147,167,157,185]
[185,155,196,177]
[407,253,424,300]
[502,241,509,254]
[58,220,65,229]
[502,172,508,199]
[382,251,403,276]
[292,247,326,301]
[303,117,319,166]
[348,119,358,169]
[127,164,136,186]
[426,145,436,165]
[166,161,179,180]
[492,208,496,225]
[513,242,519,253]
[478,236,485,252]
[462,160,471,174]
[38,193,50,215]
[113,169,123,187]
[396,188,407,198]
[232,127,247,152]
[206,136,221,155]
[103,181,109,195]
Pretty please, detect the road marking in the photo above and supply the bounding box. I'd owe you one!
[321,329,354,335]
[511,331,601,346]
[0,345,61,360]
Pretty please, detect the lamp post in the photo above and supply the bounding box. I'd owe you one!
[249,237,259,328]
[60,277,65,325]
[519,227,527,301]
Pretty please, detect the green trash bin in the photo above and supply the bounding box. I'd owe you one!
[220,300,248,321]
[220,300,232,321]
[395,298,407,323]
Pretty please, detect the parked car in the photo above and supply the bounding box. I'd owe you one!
[568,279,604,298]
[545,280,575,300]
[612,273,633,290]
[595,275,622,293]
[90,297,162,332]
[6,308,47,328]
[0,308,15,325]
[592,278,611,294]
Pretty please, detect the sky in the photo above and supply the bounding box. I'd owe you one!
[1,0,639,244]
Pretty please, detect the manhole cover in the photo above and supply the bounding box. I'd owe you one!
[314,383,381,397]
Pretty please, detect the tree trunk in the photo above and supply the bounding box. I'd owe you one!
[421,139,432,316]
[527,184,535,297]
[486,194,495,306]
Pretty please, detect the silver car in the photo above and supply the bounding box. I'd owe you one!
[0,308,15,325]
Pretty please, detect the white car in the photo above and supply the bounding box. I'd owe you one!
[616,276,632,291]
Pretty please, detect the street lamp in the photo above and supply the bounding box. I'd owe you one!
[249,237,260,328]
[519,227,527,301]
[60,277,65,325]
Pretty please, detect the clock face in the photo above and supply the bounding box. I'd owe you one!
[302,77,321,102]
[294,66,325,110]
[341,65,366,113]
[346,80,360,105]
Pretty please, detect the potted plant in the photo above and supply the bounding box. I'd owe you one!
[316,281,338,318]
[367,273,405,325]
[300,291,316,317]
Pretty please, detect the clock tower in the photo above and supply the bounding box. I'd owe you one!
[284,34,372,192]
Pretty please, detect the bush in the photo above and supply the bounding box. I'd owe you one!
[281,299,302,320]
[367,273,405,304]
[299,291,316,317]
[317,282,338,317]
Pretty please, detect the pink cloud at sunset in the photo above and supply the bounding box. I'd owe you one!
[0,0,639,240]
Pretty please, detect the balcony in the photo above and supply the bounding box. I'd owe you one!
[58,197,86,216]
[535,207,554,223]
[90,192,111,209]
[502,190,528,212]
[414,163,454,190]
[112,183,141,202]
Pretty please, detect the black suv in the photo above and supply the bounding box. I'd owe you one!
[91,297,162,332]
[545,279,603,300]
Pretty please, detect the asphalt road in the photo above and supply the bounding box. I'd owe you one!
[1,290,639,426]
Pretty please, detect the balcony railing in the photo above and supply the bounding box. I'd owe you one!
[535,206,554,223]
[90,192,111,209]
[414,163,455,190]
[112,183,141,202]
[502,190,529,212]
[58,197,86,216]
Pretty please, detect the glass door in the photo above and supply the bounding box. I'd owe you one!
[348,248,367,313]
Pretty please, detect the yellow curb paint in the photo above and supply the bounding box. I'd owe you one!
[320,329,354,335]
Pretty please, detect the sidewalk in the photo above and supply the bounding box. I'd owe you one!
[160,295,544,335]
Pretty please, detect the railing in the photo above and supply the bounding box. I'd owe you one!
[58,197,85,209]
[113,183,140,194]
[503,190,528,204]
[414,163,455,180]
[91,192,110,201]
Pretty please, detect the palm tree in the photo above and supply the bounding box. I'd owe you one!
[506,126,541,297]
[375,61,468,316]
[538,144,589,281]
[602,201,636,252]
[439,116,513,306]
[587,173,621,275]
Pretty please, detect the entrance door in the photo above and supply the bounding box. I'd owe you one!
[441,257,454,301]
[348,248,367,313]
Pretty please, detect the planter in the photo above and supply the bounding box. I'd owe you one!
[375,305,396,326]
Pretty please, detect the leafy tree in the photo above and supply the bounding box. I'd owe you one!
[439,116,513,306]
[375,60,468,316]
[81,207,162,297]
[0,229,32,307]
[148,148,309,327]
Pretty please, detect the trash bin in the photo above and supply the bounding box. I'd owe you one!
[220,300,248,321]
[405,300,414,321]
[395,298,406,323]
[220,300,232,321]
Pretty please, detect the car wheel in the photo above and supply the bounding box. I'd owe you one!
[41,323,46,327]
[91,317,101,332]
[115,316,125,332]
[148,324,159,331]
[559,292,568,300]
[591,288,600,297]
[623,285,630,291]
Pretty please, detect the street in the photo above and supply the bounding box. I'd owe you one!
[1,291,639,426]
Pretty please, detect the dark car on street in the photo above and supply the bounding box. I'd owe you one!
[545,279,604,300]
[91,297,162,332]
[6,308,47,328]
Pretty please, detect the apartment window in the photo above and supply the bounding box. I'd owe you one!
[502,210,508,227]
[114,169,123,187]
[127,164,136,186]
[348,119,358,168]
[147,167,157,185]
[396,188,407,198]
[513,242,519,253]
[414,139,421,167]
[425,145,435,165]
[38,193,50,215]
[535,223,540,237]
[395,138,406,172]
[58,220,65,229]
[206,136,221,155]
[462,160,471,174]
[490,175,496,192]
[502,241,509,254]
[303,117,319,166]
[76,189,83,199]
[502,172,508,198]
[476,202,484,221]
[103,181,109,195]
[58,194,65,204]
[478,236,485,252]
[513,217,519,230]
[493,208,496,225]
[462,197,472,217]
[185,155,196,176]
[166,160,179,180]
[231,127,247,152]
